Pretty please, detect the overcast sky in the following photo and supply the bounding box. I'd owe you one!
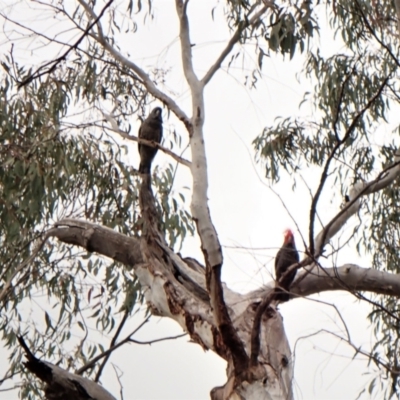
[0,0,390,399]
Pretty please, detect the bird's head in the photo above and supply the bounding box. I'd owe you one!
[283,228,295,244]
[150,107,163,122]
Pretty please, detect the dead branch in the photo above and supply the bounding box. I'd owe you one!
[18,336,117,400]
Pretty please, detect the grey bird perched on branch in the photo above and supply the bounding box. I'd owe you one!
[138,107,163,174]
[275,228,299,302]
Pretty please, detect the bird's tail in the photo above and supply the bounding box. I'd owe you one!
[139,162,151,174]
[274,287,290,302]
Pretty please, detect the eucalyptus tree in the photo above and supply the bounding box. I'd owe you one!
[1,0,400,399]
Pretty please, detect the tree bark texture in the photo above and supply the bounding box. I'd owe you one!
[49,216,400,399]
[12,1,400,397]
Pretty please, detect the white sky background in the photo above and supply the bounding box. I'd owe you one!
[0,0,393,399]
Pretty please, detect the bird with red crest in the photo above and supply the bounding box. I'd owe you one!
[275,228,299,302]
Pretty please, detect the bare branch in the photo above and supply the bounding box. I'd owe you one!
[52,219,143,266]
[296,328,399,376]
[309,73,391,255]
[292,263,400,298]
[18,336,117,400]
[246,262,400,307]
[201,2,274,86]
[76,317,186,377]
[314,154,400,255]
[175,0,199,87]
[250,291,276,366]
[0,385,21,393]
[17,0,114,87]
[76,316,151,375]
[94,310,129,382]
[99,116,191,167]
[111,364,124,400]
[173,0,247,373]
[77,0,191,130]
[128,333,187,345]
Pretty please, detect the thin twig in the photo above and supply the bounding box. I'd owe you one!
[76,317,187,376]
[76,316,151,375]
[112,364,124,400]
[309,73,391,255]
[201,1,275,86]
[94,310,129,382]
[128,334,187,345]
[354,0,400,69]
[296,328,400,375]
[78,0,191,130]
[0,229,57,306]
[98,118,191,167]
[17,0,114,87]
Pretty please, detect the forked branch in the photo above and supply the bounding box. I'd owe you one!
[175,0,249,376]
[77,0,192,130]
[202,1,275,86]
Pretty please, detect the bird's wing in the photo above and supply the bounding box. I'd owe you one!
[138,123,144,153]
[274,248,282,276]
[158,124,163,143]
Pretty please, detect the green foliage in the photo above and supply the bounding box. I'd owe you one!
[152,164,195,250]
[266,3,317,59]
[224,0,318,80]
[0,18,193,397]
[253,0,400,397]
[1,0,400,398]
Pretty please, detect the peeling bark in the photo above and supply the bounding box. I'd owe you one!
[53,220,142,267]
[49,217,400,398]
[8,1,400,399]
[293,264,400,298]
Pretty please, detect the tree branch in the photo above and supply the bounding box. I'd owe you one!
[314,153,400,256]
[94,310,130,382]
[99,116,191,168]
[76,316,151,375]
[292,264,400,298]
[175,0,199,87]
[245,263,400,305]
[309,73,391,255]
[0,230,57,306]
[18,336,117,400]
[249,291,276,366]
[174,0,249,376]
[77,0,192,131]
[201,2,274,86]
[52,219,143,267]
[17,0,114,87]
